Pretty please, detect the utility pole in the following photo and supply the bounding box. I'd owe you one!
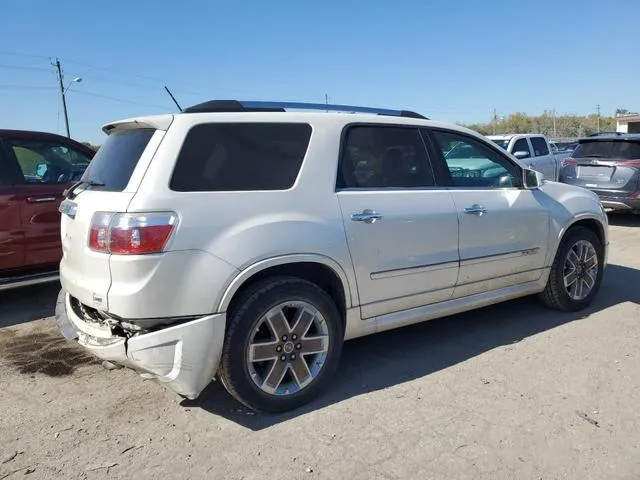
[53,58,71,137]
[492,107,497,135]
[552,109,557,138]
[596,104,601,133]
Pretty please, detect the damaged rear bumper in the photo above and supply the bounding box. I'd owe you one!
[54,289,226,400]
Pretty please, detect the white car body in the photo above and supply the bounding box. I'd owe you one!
[55,102,609,403]
[487,133,566,181]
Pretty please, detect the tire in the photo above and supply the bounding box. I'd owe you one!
[218,276,344,413]
[539,226,604,312]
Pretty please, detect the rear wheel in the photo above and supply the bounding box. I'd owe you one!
[218,277,343,413]
[539,226,604,311]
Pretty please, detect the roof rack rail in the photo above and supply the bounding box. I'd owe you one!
[182,100,428,120]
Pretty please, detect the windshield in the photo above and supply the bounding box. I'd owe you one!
[573,140,640,160]
[491,140,509,150]
[81,129,155,191]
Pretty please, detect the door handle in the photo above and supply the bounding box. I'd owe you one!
[464,204,487,216]
[27,196,57,203]
[351,209,382,224]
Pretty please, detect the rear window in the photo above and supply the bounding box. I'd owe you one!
[81,129,155,191]
[170,123,311,192]
[574,140,640,160]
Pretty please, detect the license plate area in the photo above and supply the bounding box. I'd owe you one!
[577,166,613,179]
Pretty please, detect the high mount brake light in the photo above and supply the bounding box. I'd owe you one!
[88,212,177,255]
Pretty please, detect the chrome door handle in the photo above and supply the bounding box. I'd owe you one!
[27,196,57,203]
[351,209,382,224]
[464,204,487,216]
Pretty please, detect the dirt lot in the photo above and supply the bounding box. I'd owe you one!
[1,216,639,480]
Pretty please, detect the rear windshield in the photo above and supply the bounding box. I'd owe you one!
[81,129,155,191]
[170,123,312,191]
[573,140,640,160]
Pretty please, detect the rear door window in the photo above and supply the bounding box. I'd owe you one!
[530,137,550,156]
[170,123,312,191]
[81,129,155,191]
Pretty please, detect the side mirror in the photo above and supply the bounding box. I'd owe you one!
[523,168,544,189]
[513,150,531,159]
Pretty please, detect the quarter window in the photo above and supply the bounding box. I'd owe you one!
[170,123,312,191]
[338,126,434,189]
[431,130,521,188]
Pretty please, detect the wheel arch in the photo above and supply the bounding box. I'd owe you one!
[217,254,356,319]
[553,213,608,266]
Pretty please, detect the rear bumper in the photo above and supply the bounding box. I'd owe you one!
[55,289,226,399]
[599,197,640,211]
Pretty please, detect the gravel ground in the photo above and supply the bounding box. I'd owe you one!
[1,215,639,480]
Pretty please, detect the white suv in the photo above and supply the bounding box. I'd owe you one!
[55,100,608,412]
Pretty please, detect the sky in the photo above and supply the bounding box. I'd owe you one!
[1,0,638,143]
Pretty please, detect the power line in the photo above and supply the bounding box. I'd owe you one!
[0,63,51,72]
[0,50,51,60]
[0,84,56,90]
[72,90,168,110]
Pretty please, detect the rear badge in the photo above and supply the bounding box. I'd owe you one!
[92,293,105,308]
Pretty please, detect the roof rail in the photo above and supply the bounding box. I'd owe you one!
[182,100,428,120]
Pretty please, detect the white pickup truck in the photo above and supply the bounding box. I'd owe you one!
[487,134,571,181]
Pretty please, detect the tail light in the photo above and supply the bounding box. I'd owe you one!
[616,159,640,168]
[89,212,177,255]
[561,157,578,168]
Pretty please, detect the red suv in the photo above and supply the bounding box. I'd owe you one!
[0,130,95,290]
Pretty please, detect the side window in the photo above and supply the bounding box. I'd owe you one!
[530,137,550,156]
[431,130,521,188]
[7,139,92,184]
[338,126,434,189]
[170,123,311,191]
[512,138,531,157]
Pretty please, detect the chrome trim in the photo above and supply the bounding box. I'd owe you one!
[28,196,57,203]
[371,260,458,280]
[464,204,487,216]
[601,201,631,210]
[0,273,59,291]
[350,209,382,224]
[460,247,540,267]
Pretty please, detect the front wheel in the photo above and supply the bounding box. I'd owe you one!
[539,226,604,311]
[218,277,344,413]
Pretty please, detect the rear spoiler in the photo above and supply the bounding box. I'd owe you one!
[102,114,174,134]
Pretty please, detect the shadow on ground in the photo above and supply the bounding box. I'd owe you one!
[0,282,60,328]
[185,263,640,429]
[607,212,640,227]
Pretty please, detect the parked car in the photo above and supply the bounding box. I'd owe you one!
[0,130,95,290]
[487,134,571,181]
[55,100,608,412]
[559,133,640,213]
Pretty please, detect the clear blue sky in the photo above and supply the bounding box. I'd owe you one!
[1,0,638,143]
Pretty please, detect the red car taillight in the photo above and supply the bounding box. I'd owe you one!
[88,212,177,255]
[562,157,578,168]
[617,159,640,168]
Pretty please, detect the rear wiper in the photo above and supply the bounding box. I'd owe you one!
[64,180,105,199]
[580,154,604,158]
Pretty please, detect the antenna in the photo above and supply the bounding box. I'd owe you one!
[164,86,183,112]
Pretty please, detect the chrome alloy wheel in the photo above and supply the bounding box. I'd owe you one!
[563,239,599,301]
[247,301,330,396]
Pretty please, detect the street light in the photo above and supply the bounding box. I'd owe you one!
[64,77,82,94]
[59,77,82,137]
